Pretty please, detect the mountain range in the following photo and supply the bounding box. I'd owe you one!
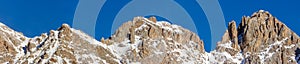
[0,10,299,64]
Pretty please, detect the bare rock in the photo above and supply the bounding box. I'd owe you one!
[237,10,299,64]
[216,21,240,56]
[149,16,157,23]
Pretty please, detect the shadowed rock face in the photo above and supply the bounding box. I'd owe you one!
[0,10,300,64]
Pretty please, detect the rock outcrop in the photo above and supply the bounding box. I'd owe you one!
[236,10,300,64]
[211,21,244,64]
[109,16,206,63]
[216,10,300,64]
[216,21,240,54]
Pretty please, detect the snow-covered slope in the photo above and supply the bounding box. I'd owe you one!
[0,10,300,64]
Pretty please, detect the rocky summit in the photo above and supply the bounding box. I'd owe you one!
[0,10,300,64]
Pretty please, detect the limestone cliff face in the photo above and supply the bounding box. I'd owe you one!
[239,10,299,64]
[0,10,300,64]
[108,16,206,64]
[220,10,300,64]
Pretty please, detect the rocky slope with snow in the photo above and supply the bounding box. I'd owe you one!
[0,22,120,63]
[238,10,300,64]
[0,10,300,64]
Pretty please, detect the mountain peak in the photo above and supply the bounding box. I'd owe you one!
[234,10,300,63]
[57,23,71,31]
[107,16,207,63]
[251,10,271,17]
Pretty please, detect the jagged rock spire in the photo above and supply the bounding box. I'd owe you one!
[216,20,240,56]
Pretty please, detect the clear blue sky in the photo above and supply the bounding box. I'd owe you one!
[0,0,299,52]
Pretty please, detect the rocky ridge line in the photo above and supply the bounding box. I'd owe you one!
[0,10,300,64]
